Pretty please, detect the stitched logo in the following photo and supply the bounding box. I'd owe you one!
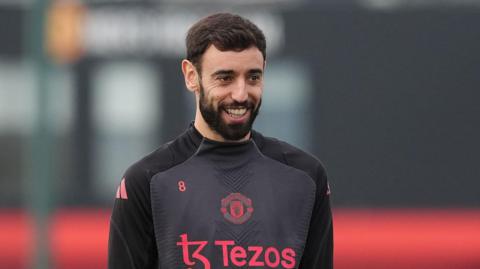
[221,193,253,224]
[115,178,128,200]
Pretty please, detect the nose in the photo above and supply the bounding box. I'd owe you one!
[231,80,248,103]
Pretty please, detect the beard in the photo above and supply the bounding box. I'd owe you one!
[199,84,261,141]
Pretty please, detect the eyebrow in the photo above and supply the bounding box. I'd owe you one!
[211,70,234,78]
[247,69,263,75]
[211,69,263,78]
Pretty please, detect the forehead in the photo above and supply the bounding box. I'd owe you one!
[200,45,264,74]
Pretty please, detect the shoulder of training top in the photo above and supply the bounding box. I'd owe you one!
[252,130,328,188]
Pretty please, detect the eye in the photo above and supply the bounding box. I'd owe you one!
[217,75,233,82]
[249,74,262,82]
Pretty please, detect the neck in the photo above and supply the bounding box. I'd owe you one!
[193,113,250,143]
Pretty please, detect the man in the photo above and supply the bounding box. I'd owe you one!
[108,13,333,269]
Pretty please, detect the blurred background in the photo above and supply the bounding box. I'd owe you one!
[0,0,479,268]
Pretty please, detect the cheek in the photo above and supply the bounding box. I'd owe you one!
[207,89,230,105]
[204,90,224,108]
[249,87,263,102]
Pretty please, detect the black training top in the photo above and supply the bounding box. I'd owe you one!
[108,124,333,269]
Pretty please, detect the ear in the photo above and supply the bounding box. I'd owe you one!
[182,59,200,92]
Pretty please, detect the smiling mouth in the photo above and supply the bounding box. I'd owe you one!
[224,107,249,119]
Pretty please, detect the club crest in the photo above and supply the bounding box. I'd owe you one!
[220,193,253,224]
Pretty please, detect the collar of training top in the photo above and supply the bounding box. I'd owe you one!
[186,121,266,151]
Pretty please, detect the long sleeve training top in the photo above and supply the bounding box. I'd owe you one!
[108,124,333,269]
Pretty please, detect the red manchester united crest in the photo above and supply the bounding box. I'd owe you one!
[221,193,253,224]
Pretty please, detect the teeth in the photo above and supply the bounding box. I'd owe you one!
[226,108,247,117]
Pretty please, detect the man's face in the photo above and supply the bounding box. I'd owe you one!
[197,45,264,141]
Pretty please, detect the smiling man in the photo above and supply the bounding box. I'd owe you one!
[188,46,263,141]
[108,13,333,269]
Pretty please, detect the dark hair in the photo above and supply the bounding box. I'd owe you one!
[186,13,266,70]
